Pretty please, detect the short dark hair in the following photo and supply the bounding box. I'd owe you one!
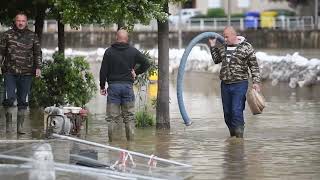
[15,11,28,19]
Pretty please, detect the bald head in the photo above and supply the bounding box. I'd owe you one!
[116,29,129,43]
[223,26,238,45]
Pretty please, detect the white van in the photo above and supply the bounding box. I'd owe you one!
[169,8,202,24]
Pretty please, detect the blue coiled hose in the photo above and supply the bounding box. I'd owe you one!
[177,32,225,126]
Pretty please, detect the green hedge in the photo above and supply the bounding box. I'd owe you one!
[192,8,244,19]
[207,8,226,17]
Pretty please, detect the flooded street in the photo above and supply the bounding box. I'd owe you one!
[1,46,320,179]
[1,68,319,179]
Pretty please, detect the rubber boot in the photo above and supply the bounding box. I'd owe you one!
[107,122,114,142]
[234,126,244,138]
[106,103,122,142]
[229,128,236,137]
[107,117,123,142]
[5,107,14,133]
[122,102,135,141]
[124,122,135,141]
[17,109,26,134]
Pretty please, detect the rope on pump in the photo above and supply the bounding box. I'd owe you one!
[177,32,225,126]
[148,154,157,168]
[111,151,136,170]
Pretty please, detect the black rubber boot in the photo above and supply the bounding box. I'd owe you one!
[234,126,244,138]
[5,107,14,133]
[17,109,26,134]
[229,128,236,137]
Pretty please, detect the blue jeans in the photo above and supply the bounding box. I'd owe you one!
[2,74,33,110]
[221,80,248,130]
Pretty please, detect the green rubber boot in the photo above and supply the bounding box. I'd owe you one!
[17,109,26,134]
[106,103,122,142]
[122,102,135,141]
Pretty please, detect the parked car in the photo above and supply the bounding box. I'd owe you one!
[169,8,202,24]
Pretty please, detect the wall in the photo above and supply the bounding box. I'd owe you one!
[41,30,320,49]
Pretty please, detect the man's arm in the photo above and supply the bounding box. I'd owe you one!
[208,38,222,64]
[33,34,42,77]
[134,51,150,75]
[0,33,7,70]
[247,49,261,91]
[99,50,109,95]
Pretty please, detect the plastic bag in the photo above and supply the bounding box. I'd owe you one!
[247,88,266,115]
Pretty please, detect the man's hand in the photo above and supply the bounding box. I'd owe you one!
[208,38,217,47]
[35,68,41,78]
[100,89,107,96]
[252,83,261,92]
[131,69,136,80]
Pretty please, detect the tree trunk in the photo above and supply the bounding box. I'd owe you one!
[57,15,65,55]
[34,1,47,43]
[156,1,170,129]
[117,21,125,30]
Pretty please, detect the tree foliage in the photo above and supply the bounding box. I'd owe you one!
[52,0,168,29]
[0,0,47,25]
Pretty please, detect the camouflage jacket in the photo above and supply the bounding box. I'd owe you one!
[0,26,42,75]
[210,36,261,84]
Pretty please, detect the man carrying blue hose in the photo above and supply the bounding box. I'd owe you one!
[209,26,261,138]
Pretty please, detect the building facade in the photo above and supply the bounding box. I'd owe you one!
[170,0,293,15]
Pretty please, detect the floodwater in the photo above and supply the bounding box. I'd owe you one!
[1,69,320,179]
[1,46,320,179]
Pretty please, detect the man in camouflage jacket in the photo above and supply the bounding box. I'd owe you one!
[0,12,42,134]
[209,26,261,138]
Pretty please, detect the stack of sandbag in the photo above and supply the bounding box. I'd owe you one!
[247,89,266,115]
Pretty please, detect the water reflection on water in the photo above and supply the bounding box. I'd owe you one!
[1,68,320,179]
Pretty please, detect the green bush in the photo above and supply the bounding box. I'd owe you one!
[135,106,155,128]
[207,8,225,17]
[134,51,157,88]
[133,51,157,128]
[30,53,97,107]
[231,13,245,18]
[191,14,209,19]
[191,9,244,19]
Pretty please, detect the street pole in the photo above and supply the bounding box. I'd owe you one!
[178,2,182,49]
[227,0,231,26]
[315,0,319,29]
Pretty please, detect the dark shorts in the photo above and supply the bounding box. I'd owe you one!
[107,83,135,104]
